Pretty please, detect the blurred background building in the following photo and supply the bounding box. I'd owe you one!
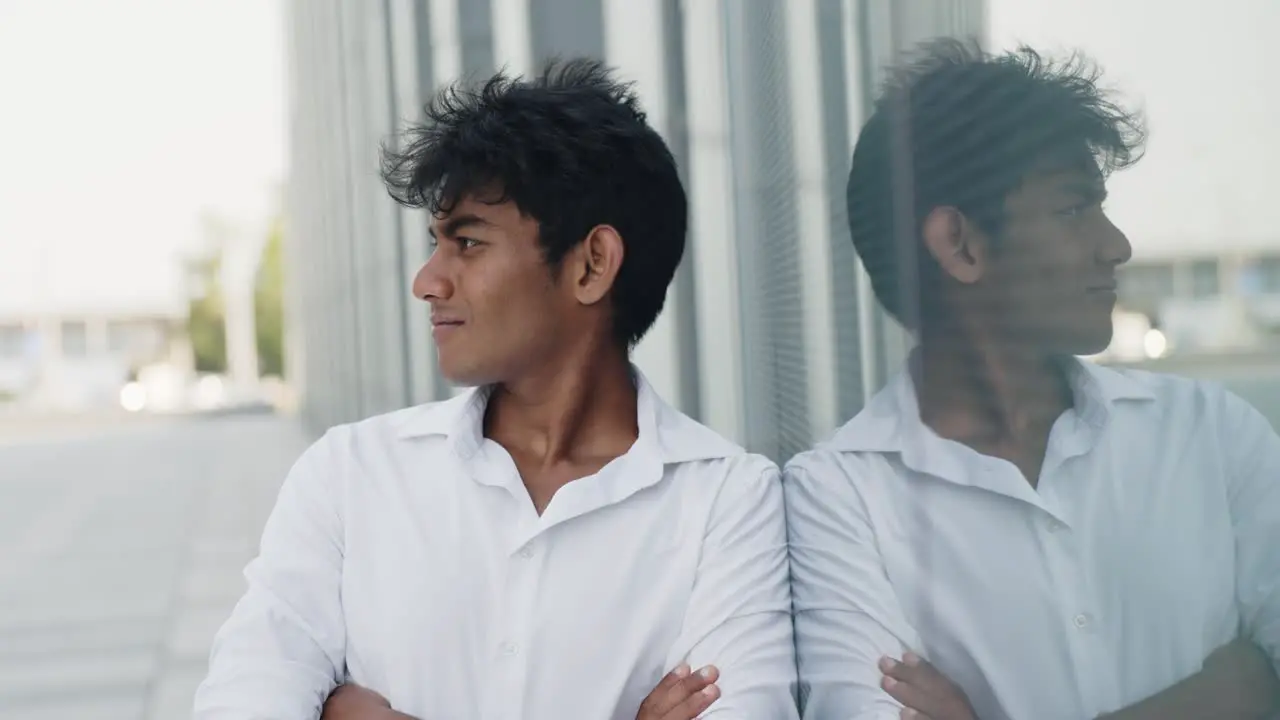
[0,1,285,421]
[283,0,986,462]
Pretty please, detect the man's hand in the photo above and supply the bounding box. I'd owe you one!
[1097,637,1280,720]
[1200,637,1280,714]
[635,663,721,720]
[879,653,978,720]
[322,683,418,720]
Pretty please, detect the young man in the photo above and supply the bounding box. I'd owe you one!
[785,40,1280,719]
[193,59,798,720]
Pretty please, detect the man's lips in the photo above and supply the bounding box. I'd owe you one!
[431,318,463,339]
[430,313,464,326]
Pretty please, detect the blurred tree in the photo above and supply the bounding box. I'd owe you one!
[186,250,228,374]
[254,218,285,377]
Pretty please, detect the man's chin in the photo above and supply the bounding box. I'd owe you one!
[437,357,490,389]
[1064,326,1114,358]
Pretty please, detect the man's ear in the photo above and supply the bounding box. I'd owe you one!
[567,224,625,305]
[921,206,988,285]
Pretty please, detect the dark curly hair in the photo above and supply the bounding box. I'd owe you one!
[846,38,1147,329]
[381,57,687,348]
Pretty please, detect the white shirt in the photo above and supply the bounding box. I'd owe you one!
[194,371,798,720]
[785,359,1280,720]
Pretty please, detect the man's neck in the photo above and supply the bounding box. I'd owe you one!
[484,342,639,470]
[915,323,1074,446]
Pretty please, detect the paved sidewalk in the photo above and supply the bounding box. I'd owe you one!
[0,414,310,719]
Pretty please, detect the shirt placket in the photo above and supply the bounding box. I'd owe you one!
[485,527,545,720]
[1037,428,1110,713]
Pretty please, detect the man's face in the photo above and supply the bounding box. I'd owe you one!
[415,195,574,386]
[978,154,1133,356]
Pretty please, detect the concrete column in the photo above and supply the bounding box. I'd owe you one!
[683,0,746,443]
[785,0,841,440]
[603,0,687,410]
[490,0,532,76]
[388,0,445,406]
[220,223,263,399]
[428,0,464,84]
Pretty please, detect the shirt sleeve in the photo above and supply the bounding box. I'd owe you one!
[673,457,801,719]
[1220,388,1280,672]
[783,453,921,720]
[192,429,348,720]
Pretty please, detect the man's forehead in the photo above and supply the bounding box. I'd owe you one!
[1027,146,1104,184]
[431,196,502,226]
[434,192,492,217]
[428,193,534,241]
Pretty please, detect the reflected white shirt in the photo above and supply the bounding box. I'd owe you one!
[194,372,798,720]
[785,360,1280,720]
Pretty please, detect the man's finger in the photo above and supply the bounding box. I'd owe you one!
[881,673,947,719]
[662,681,720,720]
[646,665,717,717]
[662,665,718,708]
[656,664,692,695]
[638,664,691,715]
[880,654,949,694]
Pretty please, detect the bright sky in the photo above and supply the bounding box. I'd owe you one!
[0,0,1274,321]
[987,0,1280,260]
[0,0,284,317]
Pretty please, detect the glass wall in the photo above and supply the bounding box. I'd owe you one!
[281,0,985,461]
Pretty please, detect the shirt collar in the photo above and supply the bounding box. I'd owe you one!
[391,365,744,466]
[824,354,1156,455]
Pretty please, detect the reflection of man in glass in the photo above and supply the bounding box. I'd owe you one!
[193,59,798,720]
[786,40,1280,719]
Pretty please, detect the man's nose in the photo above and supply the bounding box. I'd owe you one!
[412,252,452,301]
[1099,214,1133,266]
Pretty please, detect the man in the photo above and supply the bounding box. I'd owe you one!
[785,40,1280,719]
[194,59,798,720]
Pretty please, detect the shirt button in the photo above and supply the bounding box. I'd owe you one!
[1073,613,1092,629]
[1048,519,1067,533]
[517,546,533,559]
[499,641,519,655]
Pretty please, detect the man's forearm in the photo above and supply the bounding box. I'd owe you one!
[322,684,419,720]
[1099,638,1280,720]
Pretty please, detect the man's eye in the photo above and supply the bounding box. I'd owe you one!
[458,237,480,249]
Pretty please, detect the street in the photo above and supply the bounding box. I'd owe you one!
[0,414,308,720]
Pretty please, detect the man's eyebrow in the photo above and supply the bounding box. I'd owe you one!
[428,214,492,239]
[1040,170,1105,199]
[1060,181,1107,201]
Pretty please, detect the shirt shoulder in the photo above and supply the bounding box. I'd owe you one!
[1101,365,1251,431]
[1105,364,1216,401]
[308,396,470,471]
[665,442,780,493]
[783,443,890,505]
[650,407,780,508]
[784,393,901,481]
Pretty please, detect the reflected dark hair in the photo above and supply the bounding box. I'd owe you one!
[381,57,687,348]
[846,38,1147,328]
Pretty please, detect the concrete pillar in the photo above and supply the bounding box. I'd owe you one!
[220,224,263,400]
[603,0,689,412]
[781,0,839,442]
[490,0,532,76]
[683,0,746,443]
